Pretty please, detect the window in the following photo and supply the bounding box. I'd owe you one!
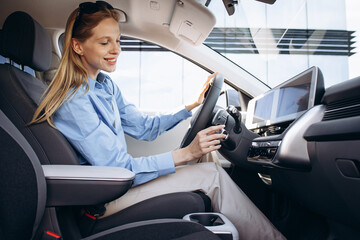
[205,0,358,89]
[108,38,230,111]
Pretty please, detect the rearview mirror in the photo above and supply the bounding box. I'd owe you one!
[222,0,237,16]
[255,0,276,4]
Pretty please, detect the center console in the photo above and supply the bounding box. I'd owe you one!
[247,139,281,163]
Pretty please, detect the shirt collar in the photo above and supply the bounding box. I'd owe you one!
[88,72,109,91]
[97,72,107,83]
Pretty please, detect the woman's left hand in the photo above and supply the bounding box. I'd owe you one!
[185,72,218,112]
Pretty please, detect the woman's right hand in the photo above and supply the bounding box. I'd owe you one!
[172,125,226,166]
[185,73,217,112]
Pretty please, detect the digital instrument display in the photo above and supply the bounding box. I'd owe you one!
[246,67,324,130]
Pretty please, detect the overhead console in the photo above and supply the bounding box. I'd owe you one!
[245,67,325,170]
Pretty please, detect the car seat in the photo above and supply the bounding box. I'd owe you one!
[0,11,211,238]
[0,109,220,240]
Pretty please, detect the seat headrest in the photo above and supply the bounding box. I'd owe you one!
[1,11,51,71]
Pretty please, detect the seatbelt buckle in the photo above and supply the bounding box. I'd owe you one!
[85,204,106,217]
[44,230,62,240]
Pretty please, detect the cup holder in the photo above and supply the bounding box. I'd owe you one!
[183,213,239,240]
[189,214,225,226]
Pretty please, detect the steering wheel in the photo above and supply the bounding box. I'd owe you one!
[180,73,224,148]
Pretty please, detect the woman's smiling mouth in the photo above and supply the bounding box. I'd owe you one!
[105,57,117,64]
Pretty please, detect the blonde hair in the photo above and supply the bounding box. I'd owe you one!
[30,5,120,127]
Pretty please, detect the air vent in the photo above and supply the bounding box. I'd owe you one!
[323,98,360,121]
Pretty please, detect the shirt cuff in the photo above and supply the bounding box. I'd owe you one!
[175,107,193,120]
[156,152,176,176]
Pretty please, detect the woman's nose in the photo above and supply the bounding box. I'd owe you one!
[111,42,121,54]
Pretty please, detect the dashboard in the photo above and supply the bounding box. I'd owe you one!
[217,66,326,171]
[218,67,360,232]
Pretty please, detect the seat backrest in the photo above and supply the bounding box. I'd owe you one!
[0,109,47,240]
[0,11,79,165]
[0,30,5,64]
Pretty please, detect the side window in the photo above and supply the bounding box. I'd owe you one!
[108,37,232,111]
[0,55,6,64]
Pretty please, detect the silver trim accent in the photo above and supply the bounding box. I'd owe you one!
[276,105,326,165]
[212,231,232,235]
[258,173,272,185]
[42,165,135,182]
[183,212,239,240]
[45,176,131,182]
[252,140,281,148]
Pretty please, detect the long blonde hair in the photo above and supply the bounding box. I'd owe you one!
[30,5,120,127]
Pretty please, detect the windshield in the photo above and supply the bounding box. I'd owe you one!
[206,0,359,89]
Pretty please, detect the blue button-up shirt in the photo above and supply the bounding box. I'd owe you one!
[53,73,192,186]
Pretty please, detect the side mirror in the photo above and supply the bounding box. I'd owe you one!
[225,89,241,111]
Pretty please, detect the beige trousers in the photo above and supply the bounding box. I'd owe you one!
[102,161,285,240]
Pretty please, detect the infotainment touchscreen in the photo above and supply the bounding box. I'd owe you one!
[252,91,274,124]
[246,66,324,130]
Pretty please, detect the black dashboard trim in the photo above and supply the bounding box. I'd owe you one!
[304,115,360,141]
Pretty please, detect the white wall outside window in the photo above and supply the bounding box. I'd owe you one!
[109,48,226,111]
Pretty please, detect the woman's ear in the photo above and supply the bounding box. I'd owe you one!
[71,38,84,56]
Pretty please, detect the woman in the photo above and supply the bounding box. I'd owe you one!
[31,1,284,239]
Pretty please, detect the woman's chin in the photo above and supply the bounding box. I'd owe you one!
[103,66,117,73]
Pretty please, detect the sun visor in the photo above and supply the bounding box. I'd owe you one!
[169,0,216,46]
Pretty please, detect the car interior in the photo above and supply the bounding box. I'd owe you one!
[1,0,360,240]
